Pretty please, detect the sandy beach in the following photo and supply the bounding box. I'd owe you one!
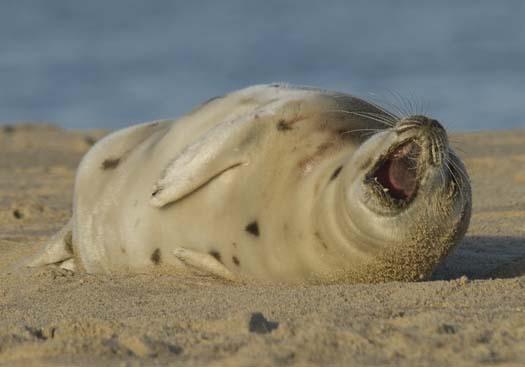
[1,124,524,366]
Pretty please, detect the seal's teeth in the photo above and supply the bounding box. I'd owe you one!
[383,187,389,192]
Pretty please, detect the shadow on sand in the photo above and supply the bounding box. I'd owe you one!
[432,235,525,281]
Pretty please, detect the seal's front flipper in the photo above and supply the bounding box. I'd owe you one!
[173,247,236,281]
[150,109,272,208]
[27,218,75,271]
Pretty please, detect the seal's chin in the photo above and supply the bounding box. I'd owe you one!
[368,140,421,203]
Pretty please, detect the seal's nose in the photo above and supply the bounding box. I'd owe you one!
[396,115,445,134]
[426,119,445,132]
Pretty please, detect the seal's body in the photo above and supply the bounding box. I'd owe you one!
[30,84,471,283]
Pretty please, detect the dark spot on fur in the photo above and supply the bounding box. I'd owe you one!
[277,119,293,131]
[101,158,120,170]
[151,248,161,264]
[209,250,222,263]
[232,256,240,266]
[315,232,329,250]
[120,247,126,254]
[151,187,162,197]
[232,242,237,248]
[12,209,22,219]
[245,221,260,237]
[330,166,343,181]
[249,312,279,334]
[317,142,333,154]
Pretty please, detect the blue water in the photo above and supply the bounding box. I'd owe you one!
[1,1,524,131]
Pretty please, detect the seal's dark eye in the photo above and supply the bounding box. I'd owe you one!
[373,141,420,201]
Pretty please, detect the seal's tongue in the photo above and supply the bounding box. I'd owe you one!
[374,141,420,200]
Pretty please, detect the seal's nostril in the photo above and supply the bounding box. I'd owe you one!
[429,119,445,131]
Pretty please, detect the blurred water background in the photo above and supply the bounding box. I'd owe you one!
[1,1,524,131]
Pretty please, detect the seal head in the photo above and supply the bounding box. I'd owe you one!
[320,115,471,282]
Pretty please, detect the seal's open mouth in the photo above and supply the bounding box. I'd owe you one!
[371,140,421,201]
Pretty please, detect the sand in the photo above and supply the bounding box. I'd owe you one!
[1,124,524,367]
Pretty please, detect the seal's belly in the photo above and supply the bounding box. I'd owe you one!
[72,121,338,280]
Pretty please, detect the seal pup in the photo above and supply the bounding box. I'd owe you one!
[29,84,472,283]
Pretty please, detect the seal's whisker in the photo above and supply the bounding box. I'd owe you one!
[450,160,470,182]
[417,95,430,116]
[449,143,467,155]
[327,109,397,125]
[341,128,384,137]
[380,90,404,117]
[341,128,383,133]
[446,155,470,204]
[403,92,416,116]
[438,164,446,185]
[407,90,417,115]
[445,163,464,203]
[373,99,406,120]
[447,155,470,186]
[354,111,398,123]
[366,103,400,121]
[385,90,412,117]
[406,90,426,116]
[447,151,469,180]
[362,94,402,120]
[350,111,398,126]
[407,92,423,116]
[323,110,395,128]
